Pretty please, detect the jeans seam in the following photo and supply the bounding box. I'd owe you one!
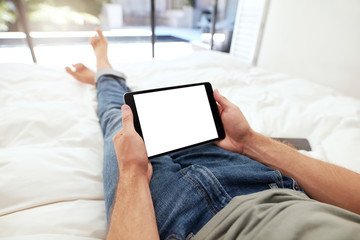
[179,169,218,216]
[97,74,127,86]
[186,233,194,240]
[192,165,232,202]
[273,170,284,188]
[166,233,185,240]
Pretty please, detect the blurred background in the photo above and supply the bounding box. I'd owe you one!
[0,0,239,66]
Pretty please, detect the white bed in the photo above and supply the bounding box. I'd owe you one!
[1,51,359,239]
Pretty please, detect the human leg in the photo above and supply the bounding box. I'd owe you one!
[65,28,111,85]
[65,63,96,85]
[67,29,303,237]
[97,73,130,220]
[68,30,185,224]
[65,29,132,220]
[65,30,226,236]
[169,143,303,196]
[149,143,304,239]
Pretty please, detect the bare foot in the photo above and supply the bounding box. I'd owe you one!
[89,29,112,71]
[65,63,95,85]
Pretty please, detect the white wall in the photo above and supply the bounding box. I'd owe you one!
[258,0,360,99]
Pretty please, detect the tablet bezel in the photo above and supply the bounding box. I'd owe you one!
[124,82,225,159]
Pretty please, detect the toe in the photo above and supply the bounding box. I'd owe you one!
[72,63,85,70]
[96,28,104,39]
[89,36,98,46]
[65,66,73,74]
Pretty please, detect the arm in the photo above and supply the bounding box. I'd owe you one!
[107,105,159,240]
[214,90,360,214]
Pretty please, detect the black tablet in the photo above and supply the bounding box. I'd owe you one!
[124,82,225,159]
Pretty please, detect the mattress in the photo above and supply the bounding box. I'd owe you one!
[1,51,359,239]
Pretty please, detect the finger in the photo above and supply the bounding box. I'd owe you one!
[117,129,124,136]
[95,28,105,39]
[121,104,135,133]
[216,102,223,114]
[214,89,233,109]
[112,129,124,145]
[214,139,222,147]
[147,162,153,182]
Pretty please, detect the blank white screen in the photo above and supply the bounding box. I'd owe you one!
[133,85,218,158]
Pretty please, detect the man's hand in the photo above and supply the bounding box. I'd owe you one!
[214,89,253,154]
[108,105,159,240]
[213,90,360,215]
[113,104,152,183]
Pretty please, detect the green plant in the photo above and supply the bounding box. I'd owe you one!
[28,3,100,25]
[186,0,196,7]
[21,0,109,31]
[23,0,108,16]
[0,0,16,31]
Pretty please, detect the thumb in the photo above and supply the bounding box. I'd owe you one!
[214,89,232,109]
[121,105,134,132]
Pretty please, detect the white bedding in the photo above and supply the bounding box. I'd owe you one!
[1,51,359,239]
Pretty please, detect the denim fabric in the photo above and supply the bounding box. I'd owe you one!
[96,73,131,218]
[96,74,305,240]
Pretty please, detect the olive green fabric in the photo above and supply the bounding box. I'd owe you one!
[194,189,360,240]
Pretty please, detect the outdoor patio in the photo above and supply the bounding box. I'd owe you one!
[0,27,208,68]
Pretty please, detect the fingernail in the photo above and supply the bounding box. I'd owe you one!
[122,105,130,112]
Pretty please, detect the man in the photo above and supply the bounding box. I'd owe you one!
[66,29,360,240]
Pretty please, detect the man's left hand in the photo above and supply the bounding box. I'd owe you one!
[113,104,152,183]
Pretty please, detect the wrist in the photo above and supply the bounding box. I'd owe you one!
[120,165,148,182]
[242,130,263,156]
[117,171,150,196]
[235,128,256,155]
[242,131,282,168]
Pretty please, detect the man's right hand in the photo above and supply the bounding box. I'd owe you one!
[213,89,253,155]
[213,90,360,215]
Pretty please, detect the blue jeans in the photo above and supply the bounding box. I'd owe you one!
[97,74,304,240]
